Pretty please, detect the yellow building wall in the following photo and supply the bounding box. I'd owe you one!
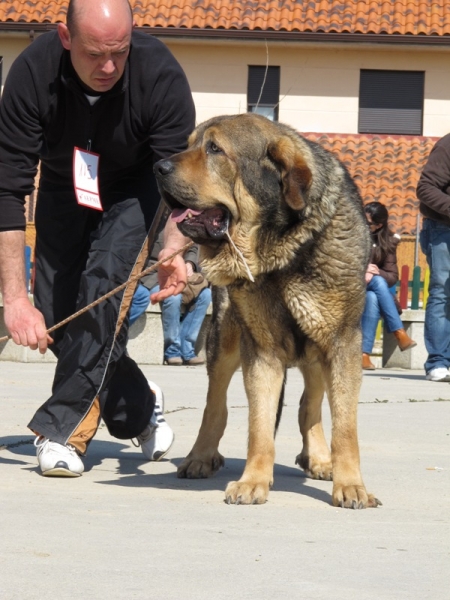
[163,39,450,137]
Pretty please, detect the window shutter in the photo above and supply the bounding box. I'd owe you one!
[248,66,280,105]
[359,70,424,135]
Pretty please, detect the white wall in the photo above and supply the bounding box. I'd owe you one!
[165,39,450,137]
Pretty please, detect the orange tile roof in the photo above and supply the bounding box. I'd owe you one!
[22,134,435,236]
[303,133,437,235]
[1,1,450,37]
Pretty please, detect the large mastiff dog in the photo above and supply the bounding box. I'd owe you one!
[154,113,380,508]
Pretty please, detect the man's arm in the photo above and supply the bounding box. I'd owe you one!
[0,230,51,353]
[0,39,50,351]
[417,137,450,219]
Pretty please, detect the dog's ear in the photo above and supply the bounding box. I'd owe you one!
[267,137,312,210]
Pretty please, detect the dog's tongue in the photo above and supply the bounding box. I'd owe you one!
[171,208,203,223]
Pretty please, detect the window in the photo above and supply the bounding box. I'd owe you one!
[359,70,424,135]
[247,66,280,121]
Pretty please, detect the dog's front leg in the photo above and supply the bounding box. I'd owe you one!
[225,356,284,505]
[324,340,381,509]
[177,308,241,480]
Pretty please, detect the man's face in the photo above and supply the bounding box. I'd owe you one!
[58,22,131,92]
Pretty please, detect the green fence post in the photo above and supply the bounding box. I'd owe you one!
[411,265,421,310]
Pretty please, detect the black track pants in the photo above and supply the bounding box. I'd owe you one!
[29,192,157,452]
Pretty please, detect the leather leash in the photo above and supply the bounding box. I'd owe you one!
[0,231,194,345]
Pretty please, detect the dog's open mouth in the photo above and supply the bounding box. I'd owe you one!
[170,206,231,241]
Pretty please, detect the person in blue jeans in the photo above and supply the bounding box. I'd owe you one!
[362,202,416,370]
[130,230,211,366]
[417,133,450,382]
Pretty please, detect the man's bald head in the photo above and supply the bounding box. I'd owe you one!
[58,0,133,92]
[67,0,133,37]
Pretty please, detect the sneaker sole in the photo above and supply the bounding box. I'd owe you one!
[41,467,82,477]
[152,434,175,462]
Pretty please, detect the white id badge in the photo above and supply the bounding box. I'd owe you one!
[73,147,103,211]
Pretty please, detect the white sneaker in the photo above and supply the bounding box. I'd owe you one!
[136,380,174,461]
[34,437,84,477]
[426,367,450,382]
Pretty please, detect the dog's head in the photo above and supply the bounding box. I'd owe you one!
[154,114,314,284]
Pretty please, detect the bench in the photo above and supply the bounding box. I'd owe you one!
[382,309,427,369]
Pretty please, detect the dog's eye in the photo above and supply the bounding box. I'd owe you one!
[207,142,223,154]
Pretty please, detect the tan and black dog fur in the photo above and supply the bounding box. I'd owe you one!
[154,113,380,508]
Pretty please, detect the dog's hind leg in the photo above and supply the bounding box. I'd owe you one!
[323,335,381,509]
[295,354,333,480]
[177,307,241,480]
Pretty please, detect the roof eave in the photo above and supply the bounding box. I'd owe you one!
[0,21,56,33]
[138,27,450,46]
[0,22,449,46]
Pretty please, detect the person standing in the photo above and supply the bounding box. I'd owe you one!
[0,0,196,475]
[417,134,450,382]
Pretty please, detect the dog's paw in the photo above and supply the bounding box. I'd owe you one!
[177,451,224,479]
[332,484,382,509]
[224,480,270,505]
[295,452,333,480]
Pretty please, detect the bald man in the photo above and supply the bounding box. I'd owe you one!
[0,0,196,476]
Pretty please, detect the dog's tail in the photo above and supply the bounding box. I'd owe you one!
[274,370,287,435]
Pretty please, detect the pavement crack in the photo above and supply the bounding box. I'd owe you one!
[165,406,197,414]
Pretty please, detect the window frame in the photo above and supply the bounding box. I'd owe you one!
[247,65,280,122]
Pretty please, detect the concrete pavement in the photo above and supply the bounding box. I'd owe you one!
[0,360,449,600]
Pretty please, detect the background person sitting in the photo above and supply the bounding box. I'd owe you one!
[130,230,211,365]
[362,201,417,370]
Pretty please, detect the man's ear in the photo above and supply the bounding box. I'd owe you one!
[267,136,312,210]
[57,23,72,50]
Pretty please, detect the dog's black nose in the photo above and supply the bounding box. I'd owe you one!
[154,159,174,177]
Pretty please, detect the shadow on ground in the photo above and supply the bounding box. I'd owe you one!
[1,435,332,505]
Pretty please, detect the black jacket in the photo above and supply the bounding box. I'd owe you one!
[417,133,450,226]
[0,30,196,230]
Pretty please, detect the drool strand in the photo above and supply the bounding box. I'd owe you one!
[225,231,255,282]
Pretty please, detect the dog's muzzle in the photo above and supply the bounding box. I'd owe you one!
[154,157,231,241]
[171,207,230,240]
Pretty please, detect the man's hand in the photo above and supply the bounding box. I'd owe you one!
[0,229,52,353]
[151,217,191,303]
[3,297,53,354]
[151,249,187,303]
